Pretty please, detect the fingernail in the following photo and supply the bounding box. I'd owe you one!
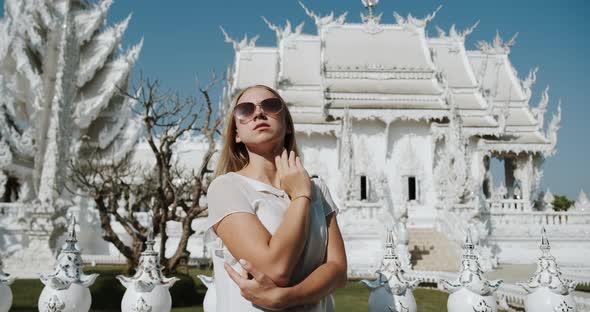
[239,259,247,265]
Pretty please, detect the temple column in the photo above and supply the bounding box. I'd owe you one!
[514,153,534,210]
[482,155,492,199]
[504,157,517,198]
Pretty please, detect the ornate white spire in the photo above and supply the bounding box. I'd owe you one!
[0,0,143,209]
[518,228,578,295]
[361,227,420,312]
[361,0,382,25]
[38,215,99,312]
[117,219,179,312]
[441,229,503,296]
[40,216,99,290]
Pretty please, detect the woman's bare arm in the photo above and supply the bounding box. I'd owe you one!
[281,212,347,306]
[214,196,311,287]
[214,150,312,287]
[225,212,347,309]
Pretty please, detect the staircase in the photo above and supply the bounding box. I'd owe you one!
[408,228,461,272]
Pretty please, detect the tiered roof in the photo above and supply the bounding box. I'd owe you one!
[222,2,560,155]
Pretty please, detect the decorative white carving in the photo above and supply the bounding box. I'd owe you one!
[117,220,179,312]
[532,86,550,130]
[361,229,420,312]
[435,21,480,41]
[299,2,348,30]
[38,216,98,312]
[441,230,502,312]
[518,228,578,312]
[132,297,152,312]
[521,67,538,101]
[546,101,561,156]
[476,31,518,55]
[44,295,66,312]
[571,190,590,212]
[262,17,304,42]
[220,26,259,51]
[393,5,442,29]
[0,254,14,312]
[0,0,143,259]
[0,171,6,200]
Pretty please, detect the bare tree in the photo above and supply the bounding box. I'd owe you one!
[67,77,222,272]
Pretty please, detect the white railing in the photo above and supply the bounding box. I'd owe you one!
[0,202,27,220]
[486,211,590,227]
[486,198,530,212]
[82,254,127,265]
[0,202,26,219]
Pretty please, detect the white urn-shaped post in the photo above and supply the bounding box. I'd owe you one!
[0,255,16,312]
[197,274,216,312]
[38,217,99,312]
[117,228,180,312]
[361,228,421,312]
[517,228,578,312]
[441,230,503,312]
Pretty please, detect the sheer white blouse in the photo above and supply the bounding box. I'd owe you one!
[204,171,339,311]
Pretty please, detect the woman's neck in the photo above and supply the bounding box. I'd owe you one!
[240,146,284,188]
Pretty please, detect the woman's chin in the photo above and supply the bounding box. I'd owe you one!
[245,137,282,152]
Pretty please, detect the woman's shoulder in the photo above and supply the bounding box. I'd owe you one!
[207,172,243,194]
[310,175,328,193]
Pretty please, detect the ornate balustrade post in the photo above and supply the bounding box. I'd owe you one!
[117,226,179,312]
[0,255,15,312]
[361,228,421,312]
[38,217,99,312]
[517,228,578,312]
[441,230,503,312]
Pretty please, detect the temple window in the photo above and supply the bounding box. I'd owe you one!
[408,176,417,201]
[360,175,368,200]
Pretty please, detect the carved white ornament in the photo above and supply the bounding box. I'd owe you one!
[118,224,179,312]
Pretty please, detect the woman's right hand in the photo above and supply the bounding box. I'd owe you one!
[275,149,311,200]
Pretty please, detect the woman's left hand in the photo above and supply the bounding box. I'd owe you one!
[224,259,289,311]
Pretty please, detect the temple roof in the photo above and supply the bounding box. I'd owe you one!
[222,3,559,154]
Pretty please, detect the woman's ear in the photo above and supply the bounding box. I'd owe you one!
[235,129,242,143]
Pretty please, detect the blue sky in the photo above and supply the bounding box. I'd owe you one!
[1,1,589,198]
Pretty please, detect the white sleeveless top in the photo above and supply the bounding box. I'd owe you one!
[204,171,339,311]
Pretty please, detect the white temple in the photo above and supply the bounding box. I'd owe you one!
[218,1,589,274]
[1,1,589,278]
[0,0,142,275]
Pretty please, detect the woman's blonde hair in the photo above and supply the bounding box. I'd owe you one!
[213,85,301,178]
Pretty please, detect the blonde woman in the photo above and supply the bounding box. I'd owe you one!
[204,85,347,311]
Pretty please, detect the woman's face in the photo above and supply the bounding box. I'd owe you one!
[234,87,289,152]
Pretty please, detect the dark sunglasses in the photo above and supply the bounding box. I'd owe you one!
[233,97,284,122]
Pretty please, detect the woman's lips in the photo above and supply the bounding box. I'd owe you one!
[254,123,270,130]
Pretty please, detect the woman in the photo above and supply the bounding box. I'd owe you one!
[204,84,347,311]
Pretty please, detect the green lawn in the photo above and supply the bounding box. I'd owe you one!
[10,265,505,312]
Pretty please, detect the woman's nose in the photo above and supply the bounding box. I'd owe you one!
[252,105,265,119]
